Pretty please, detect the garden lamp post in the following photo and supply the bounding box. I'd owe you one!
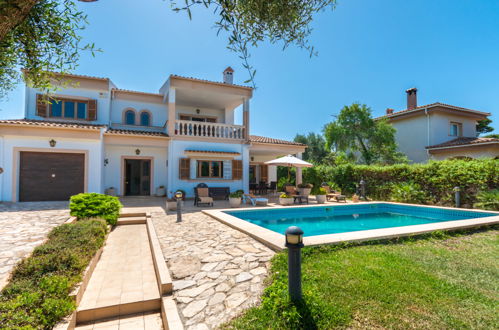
[285,226,304,302]
[454,186,461,208]
[175,191,183,222]
[359,179,367,201]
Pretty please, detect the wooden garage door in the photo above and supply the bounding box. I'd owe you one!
[19,152,85,202]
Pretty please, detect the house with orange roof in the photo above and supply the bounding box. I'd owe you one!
[377,88,499,163]
[0,68,305,202]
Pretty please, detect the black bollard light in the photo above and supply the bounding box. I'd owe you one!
[454,186,461,208]
[285,226,304,302]
[175,190,183,222]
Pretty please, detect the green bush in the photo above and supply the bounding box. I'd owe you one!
[0,220,108,329]
[70,193,122,225]
[303,159,498,207]
[473,189,499,211]
[390,182,428,204]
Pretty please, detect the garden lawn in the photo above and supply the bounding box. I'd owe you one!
[226,228,499,329]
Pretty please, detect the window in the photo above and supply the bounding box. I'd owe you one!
[450,122,462,136]
[197,161,223,178]
[180,115,217,123]
[49,98,89,119]
[140,112,151,126]
[125,110,136,125]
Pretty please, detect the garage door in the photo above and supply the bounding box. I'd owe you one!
[19,152,85,202]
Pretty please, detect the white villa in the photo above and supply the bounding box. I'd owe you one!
[377,88,499,163]
[0,68,306,202]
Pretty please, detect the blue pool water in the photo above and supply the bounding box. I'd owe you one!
[225,203,497,237]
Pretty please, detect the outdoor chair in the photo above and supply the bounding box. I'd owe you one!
[322,185,347,203]
[243,194,268,206]
[194,184,214,207]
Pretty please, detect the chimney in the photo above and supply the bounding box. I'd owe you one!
[223,66,234,84]
[406,87,417,110]
[386,108,394,115]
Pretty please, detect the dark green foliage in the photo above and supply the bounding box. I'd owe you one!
[473,189,499,211]
[294,132,332,164]
[390,182,428,204]
[476,118,494,135]
[0,220,108,329]
[303,159,498,207]
[70,193,122,225]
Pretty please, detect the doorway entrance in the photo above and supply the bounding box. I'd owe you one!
[124,159,151,196]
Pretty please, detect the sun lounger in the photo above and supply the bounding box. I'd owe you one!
[243,194,268,206]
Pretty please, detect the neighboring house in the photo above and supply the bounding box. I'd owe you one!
[377,88,499,163]
[0,68,305,202]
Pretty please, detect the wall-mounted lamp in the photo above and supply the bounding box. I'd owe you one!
[196,109,200,114]
[251,156,254,162]
[135,149,141,155]
[49,139,57,147]
[104,158,109,166]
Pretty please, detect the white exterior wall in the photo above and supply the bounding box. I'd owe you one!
[103,145,168,196]
[391,115,430,163]
[430,113,477,144]
[0,134,103,201]
[250,154,278,182]
[176,105,225,122]
[26,86,111,125]
[110,99,167,127]
[167,139,248,198]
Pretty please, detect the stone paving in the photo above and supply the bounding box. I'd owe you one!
[147,203,276,329]
[0,201,70,290]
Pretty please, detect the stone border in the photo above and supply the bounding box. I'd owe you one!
[146,213,173,295]
[203,202,499,250]
[161,296,184,330]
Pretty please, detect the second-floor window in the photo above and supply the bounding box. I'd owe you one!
[124,110,136,125]
[180,115,217,123]
[140,112,151,126]
[50,98,88,120]
[450,122,463,137]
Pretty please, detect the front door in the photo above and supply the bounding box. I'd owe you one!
[125,159,151,196]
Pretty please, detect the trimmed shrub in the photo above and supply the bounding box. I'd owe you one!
[473,189,499,211]
[0,220,108,329]
[390,182,428,204]
[70,193,122,225]
[302,158,498,207]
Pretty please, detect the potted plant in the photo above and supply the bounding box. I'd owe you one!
[105,187,116,196]
[229,191,242,208]
[279,193,294,206]
[316,187,327,204]
[297,183,313,196]
[166,198,177,210]
[156,185,166,197]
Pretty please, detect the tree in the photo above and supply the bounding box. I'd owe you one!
[0,0,97,100]
[1,0,336,99]
[476,118,494,136]
[484,133,499,139]
[293,132,331,164]
[323,103,407,165]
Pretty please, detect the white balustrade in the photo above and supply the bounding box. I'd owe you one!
[175,120,245,140]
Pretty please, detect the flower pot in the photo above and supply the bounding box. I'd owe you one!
[298,188,312,196]
[105,188,116,196]
[316,194,326,204]
[279,197,294,206]
[229,197,241,208]
[166,200,182,210]
[156,187,166,197]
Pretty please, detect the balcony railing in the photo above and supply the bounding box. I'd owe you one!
[175,120,245,140]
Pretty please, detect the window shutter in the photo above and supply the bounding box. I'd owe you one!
[232,160,243,180]
[87,99,97,121]
[36,94,48,117]
[261,164,268,182]
[179,158,190,180]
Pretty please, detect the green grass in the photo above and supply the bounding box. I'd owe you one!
[225,227,499,329]
[0,219,108,329]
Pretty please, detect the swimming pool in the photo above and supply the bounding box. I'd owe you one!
[204,203,499,250]
[225,203,497,237]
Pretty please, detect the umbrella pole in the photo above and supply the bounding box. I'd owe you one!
[287,166,290,183]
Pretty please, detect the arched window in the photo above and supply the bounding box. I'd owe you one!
[124,110,136,125]
[140,111,151,126]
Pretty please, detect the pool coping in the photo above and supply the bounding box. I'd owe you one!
[202,202,499,251]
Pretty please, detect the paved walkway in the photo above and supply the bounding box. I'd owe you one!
[0,201,69,290]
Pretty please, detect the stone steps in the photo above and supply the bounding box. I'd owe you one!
[117,216,147,225]
[75,311,163,330]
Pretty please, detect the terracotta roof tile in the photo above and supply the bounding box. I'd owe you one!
[185,150,240,155]
[249,135,306,146]
[170,74,252,90]
[377,102,490,120]
[106,128,168,137]
[426,137,499,149]
[0,119,104,129]
[111,88,163,97]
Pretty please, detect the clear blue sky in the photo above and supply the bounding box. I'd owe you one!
[1,0,498,140]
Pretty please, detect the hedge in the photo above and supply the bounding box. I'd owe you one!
[0,219,108,329]
[302,158,499,207]
[70,193,122,225]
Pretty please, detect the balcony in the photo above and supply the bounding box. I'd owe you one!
[175,120,245,140]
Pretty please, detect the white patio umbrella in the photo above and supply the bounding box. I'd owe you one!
[264,154,313,182]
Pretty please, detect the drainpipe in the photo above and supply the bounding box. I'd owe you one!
[425,108,430,160]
